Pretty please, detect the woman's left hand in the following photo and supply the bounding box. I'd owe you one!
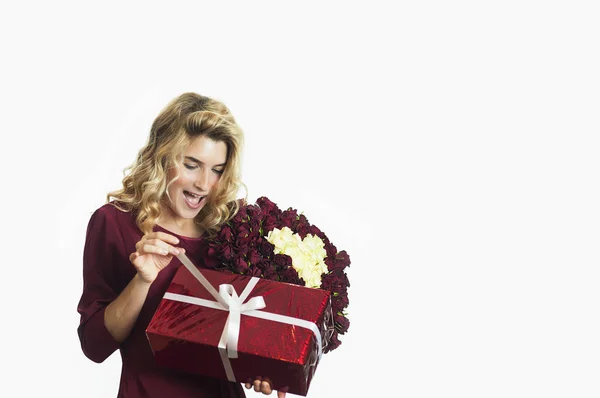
[245,379,286,397]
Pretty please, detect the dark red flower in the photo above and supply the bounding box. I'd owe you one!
[309,225,323,238]
[218,225,233,242]
[262,214,279,233]
[248,217,261,232]
[221,242,235,260]
[246,204,262,220]
[233,257,248,273]
[332,294,349,313]
[280,208,297,228]
[296,222,312,239]
[256,196,279,215]
[200,243,220,269]
[330,250,351,271]
[232,205,248,222]
[334,314,350,334]
[325,241,337,259]
[258,240,275,258]
[273,253,292,270]
[235,234,251,250]
[279,266,304,285]
[262,266,280,280]
[256,259,272,272]
[236,222,251,238]
[247,249,261,266]
[248,267,262,277]
[325,333,341,353]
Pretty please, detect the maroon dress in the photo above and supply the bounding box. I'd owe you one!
[77,203,245,398]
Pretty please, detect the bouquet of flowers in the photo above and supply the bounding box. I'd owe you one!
[202,196,351,352]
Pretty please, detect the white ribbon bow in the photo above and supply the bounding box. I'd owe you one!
[217,281,266,358]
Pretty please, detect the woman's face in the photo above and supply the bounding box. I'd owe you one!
[164,135,228,223]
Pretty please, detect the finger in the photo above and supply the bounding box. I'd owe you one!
[145,232,180,245]
[141,243,172,256]
[136,237,184,256]
[129,252,139,262]
[145,238,181,255]
[245,383,252,389]
[277,391,286,398]
[253,379,261,392]
[261,380,272,394]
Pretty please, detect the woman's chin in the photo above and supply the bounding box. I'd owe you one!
[179,207,204,219]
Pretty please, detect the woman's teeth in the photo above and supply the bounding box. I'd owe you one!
[184,191,203,204]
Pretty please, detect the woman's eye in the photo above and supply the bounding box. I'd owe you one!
[213,169,224,175]
[184,163,197,170]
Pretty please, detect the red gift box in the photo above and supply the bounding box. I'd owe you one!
[146,254,334,396]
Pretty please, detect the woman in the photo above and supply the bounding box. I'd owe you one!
[77,92,285,397]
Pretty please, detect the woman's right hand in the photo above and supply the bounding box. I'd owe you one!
[129,232,184,283]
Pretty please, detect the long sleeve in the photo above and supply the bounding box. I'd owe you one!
[77,205,126,363]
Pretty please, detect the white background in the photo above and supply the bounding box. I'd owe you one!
[2,1,599,397]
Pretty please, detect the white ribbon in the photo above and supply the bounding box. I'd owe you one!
[162,253,323,382]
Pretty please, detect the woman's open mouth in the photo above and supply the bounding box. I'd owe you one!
[183,190,205,209]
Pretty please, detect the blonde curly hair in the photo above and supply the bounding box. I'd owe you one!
[107,92,246,236]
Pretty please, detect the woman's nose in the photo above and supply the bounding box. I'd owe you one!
[195,168,210,191]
